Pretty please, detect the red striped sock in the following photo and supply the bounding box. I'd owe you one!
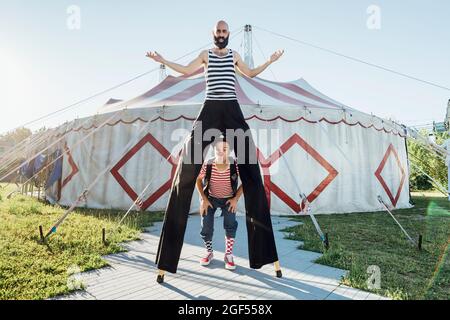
[225,236,235,255]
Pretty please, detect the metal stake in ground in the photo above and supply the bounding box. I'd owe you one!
[377,195,422,249]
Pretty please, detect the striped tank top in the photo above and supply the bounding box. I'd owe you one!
[205,48,237,100]
[199,162,240,198]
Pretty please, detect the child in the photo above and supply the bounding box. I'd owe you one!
[196,137,243,270]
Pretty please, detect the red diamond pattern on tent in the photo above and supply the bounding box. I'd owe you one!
[374,143,406,207]
[257,133,338,213]
[61,143,79,188]
[110,133,180,210]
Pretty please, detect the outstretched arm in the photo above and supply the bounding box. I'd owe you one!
[235,49,284,78]
[146,50,206,75]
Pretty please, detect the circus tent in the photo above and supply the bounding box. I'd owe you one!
[45,67,412,215]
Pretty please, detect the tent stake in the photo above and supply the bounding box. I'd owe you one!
[39,225,45,244]
[102,228,107,246]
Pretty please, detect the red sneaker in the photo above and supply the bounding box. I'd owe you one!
[200,251,214,266]
[224,254,236,270]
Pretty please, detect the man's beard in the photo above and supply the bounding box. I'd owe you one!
[214,34,229,49]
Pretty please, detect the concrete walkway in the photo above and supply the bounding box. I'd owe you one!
[55,214,388,300]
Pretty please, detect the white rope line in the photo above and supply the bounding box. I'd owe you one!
[4,25,245,135]
[0,129,57,173]
[409,158,449,196]
[254,25,450,92]
[276,147,326,241]
[253,31,278,81]
[1,26,245,183]
[6,110,126,197]
[44,112,160,238]
[0,115,99,182]
[108,143,181,239]
[377,195,416,245]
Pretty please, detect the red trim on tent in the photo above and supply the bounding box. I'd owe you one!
[245,115,406,137]
[61,115,406,138]
[110,133,180,210]
[61,143,79,189]
[258,133,338,213]
[374,143,406,207]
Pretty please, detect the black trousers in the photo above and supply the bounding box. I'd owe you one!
[155,99,279,273]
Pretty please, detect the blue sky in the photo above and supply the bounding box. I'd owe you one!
[1,0,449,133]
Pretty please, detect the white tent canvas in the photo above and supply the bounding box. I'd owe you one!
[46,69,412,215]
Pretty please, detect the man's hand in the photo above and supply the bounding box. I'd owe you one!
[226,197,239,213]
[269,49,284,63]
[146,51,165,63]
[200,197,213,216]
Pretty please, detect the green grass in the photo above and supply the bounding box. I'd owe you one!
[282,193,450,300]
[0,184,164,300]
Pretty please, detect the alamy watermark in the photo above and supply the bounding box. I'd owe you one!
[168,123,283,174]
[66,5,81,30]
[366,5,381,30]
[366,265,381,289]
[66,264,84,290]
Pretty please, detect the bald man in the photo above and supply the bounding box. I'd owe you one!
[147,21,284,278]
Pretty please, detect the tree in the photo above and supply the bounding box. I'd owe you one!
[407,129,448,191]
[0,127,32,146]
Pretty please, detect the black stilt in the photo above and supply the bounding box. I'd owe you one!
[276,270,282,278]
[157,274,164,283]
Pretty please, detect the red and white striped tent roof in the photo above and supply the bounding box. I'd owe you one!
[98,68,356,114]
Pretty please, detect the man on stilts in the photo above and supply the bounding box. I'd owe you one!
[146,20,284,283]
